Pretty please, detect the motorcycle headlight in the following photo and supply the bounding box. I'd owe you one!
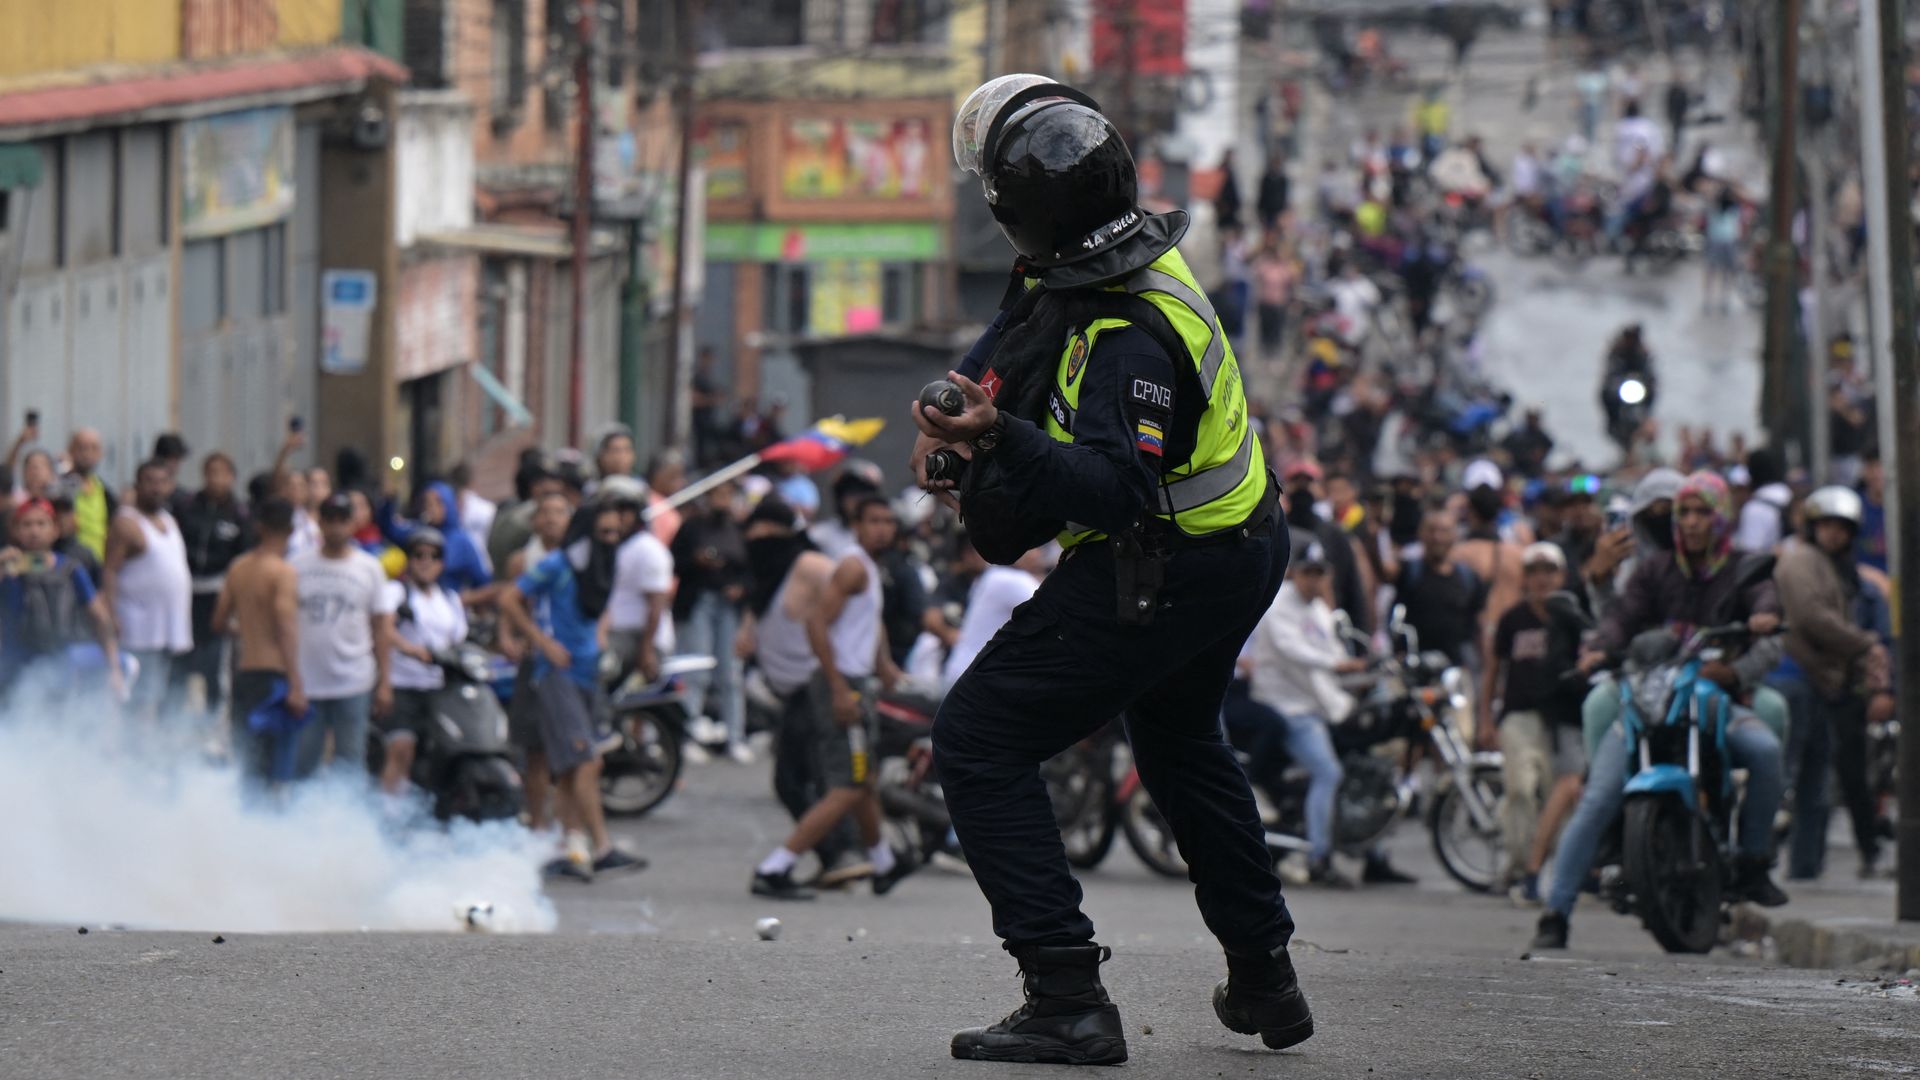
[1630,669,1677,723]
[1618,378,1647,405]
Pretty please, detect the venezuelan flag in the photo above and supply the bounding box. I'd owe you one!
[760,416,887,472]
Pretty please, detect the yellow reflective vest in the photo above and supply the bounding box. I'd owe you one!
[1042,248,1266,547]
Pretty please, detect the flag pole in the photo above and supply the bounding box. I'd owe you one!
[647,453,764,519]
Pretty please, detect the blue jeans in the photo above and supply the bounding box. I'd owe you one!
[676,590,745,745]
[1281,712,1344,861]
[1547,717,1785,917]
[292,692,372,782]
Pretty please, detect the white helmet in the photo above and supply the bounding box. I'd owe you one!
[1803,485,1864,528]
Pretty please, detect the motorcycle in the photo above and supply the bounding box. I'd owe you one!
[1119,609,1507,892]
[1602,366,1656,453]
[873,682,955,866]
[367,642,525,823]
[598,654,714,816]
[1573,561,1785,954]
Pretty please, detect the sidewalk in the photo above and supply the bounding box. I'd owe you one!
[1732,874,1920,972]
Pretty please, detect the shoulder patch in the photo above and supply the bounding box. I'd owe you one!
[1048,387,1076,433]
[1135,418,1165,457]
[1065,334,1090,386]
[1129,377,1173,412]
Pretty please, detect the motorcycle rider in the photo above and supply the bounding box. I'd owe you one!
[1772,487,1891,879]
[1598,324,1656,448]
[1248,537,1367,887]
[913,75,1307,1063]
[1532,472,1787,951]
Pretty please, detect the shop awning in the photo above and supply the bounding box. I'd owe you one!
[0,48,407,137]
[417,223,623,259]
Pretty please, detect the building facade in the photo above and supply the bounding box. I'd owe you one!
[0,0,405,484]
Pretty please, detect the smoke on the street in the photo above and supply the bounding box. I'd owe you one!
[0,698,557,934]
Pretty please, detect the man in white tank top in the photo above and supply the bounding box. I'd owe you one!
[749,494,914,900]
[101,460,194,721]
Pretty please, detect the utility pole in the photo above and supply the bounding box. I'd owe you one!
[667,0,698,448]
[569,0,596,449]
[1862,0,1920,925]
[1761,0,1802,450]
[1807,0,1833,483]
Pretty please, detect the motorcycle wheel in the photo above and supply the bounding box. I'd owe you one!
[1505,215,1553,256]
[600,711,685,817]
[437,757,526,823]
[1623,796,1722,954]
[1120,785,1189,878]
[1453,276,1493,318]
[1044,751,1119,869]
[1428,763,1506,894]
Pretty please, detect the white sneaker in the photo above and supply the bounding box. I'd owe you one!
[682,740,711,765]
[726,742,756,765]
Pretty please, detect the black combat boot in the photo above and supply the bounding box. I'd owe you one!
[1212,945,1314,1050]
[950,944,1128,1065]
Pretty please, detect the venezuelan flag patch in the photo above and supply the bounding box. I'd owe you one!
[1135,418,1165,457]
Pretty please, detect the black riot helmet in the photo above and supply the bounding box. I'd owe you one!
[954,75,1142,268]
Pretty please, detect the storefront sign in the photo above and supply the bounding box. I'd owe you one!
[780,117,933,200]
[321,270,377,375]
[704,222,944,262]
[700,118,751,202]
[181,107,295,238]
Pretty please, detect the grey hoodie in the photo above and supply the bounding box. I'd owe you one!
[1588,468,1683,620]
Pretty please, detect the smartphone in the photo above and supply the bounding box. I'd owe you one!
[24,409,38,428]
[288,416,304,433]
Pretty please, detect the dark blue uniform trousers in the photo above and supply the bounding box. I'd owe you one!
[933,514,1295,954]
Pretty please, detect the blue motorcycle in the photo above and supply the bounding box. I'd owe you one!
[1554,556,1781,954]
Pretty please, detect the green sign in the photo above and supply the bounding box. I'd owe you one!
[0,144,45,189]
[704,222,945,262]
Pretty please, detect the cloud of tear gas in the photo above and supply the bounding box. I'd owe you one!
[0,704,557,934]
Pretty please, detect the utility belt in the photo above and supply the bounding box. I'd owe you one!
[1111,471,1278,627]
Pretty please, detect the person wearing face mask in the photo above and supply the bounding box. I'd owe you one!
[1532,472,1788,952]
[1578,468,1680,619]
[670,479,751,761]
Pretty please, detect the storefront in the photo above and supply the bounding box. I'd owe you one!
[693,98,954,423]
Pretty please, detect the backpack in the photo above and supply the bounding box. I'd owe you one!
[13,560,84,656]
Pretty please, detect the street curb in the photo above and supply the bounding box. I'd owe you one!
[1733,905,1920,971]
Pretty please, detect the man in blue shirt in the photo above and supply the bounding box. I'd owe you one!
[0,498,122,702]
[498,501,644,881]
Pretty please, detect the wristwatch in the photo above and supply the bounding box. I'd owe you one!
[970,411,1008,453]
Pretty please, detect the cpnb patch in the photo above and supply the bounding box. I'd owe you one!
[1129,378,1172,411]
[1048,388,1076,433]
[1135,419,1165,457]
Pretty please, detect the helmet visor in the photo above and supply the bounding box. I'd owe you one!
[953,73,1055,175]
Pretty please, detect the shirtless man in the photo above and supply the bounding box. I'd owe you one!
[212,498,305,779]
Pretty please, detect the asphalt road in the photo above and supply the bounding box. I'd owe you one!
[4,756,1915,1080]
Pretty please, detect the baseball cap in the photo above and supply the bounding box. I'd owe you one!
[318,492,355,520]
[1522,542,1567,571]
[1283,458,1324,484]
[592,474,649,508]
[1462,459,1503,492]
[1289,534,1329,570]
[745,496,799,531]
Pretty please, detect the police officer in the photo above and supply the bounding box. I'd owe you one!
[911,75,1311,1065]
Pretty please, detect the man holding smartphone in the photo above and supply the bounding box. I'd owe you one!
[0,498,122,703]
